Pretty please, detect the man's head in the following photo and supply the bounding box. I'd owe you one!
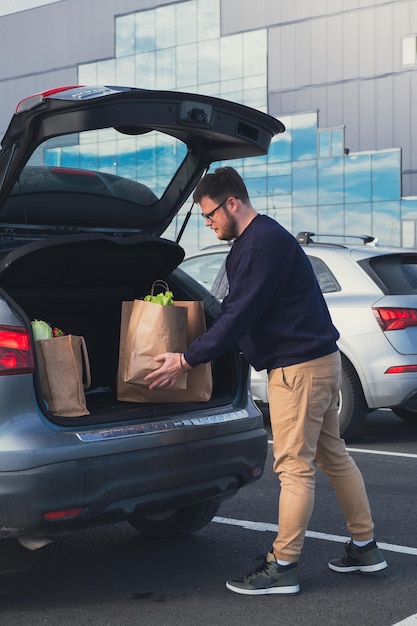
[193,167,256,241]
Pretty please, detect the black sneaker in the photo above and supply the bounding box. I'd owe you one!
[328,540,387,573]
[225,551,300,595]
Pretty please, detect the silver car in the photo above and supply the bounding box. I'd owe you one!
[0,85,284,546]
[181,233,417,440]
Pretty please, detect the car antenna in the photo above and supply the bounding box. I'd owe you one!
[176,166,210,245]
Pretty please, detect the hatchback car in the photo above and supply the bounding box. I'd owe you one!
[0,85,285,547]
[181,233,417,440]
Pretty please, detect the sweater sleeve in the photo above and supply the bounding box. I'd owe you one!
[184,243,288,367]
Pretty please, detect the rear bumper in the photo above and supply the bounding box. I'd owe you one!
[0,426,267,538]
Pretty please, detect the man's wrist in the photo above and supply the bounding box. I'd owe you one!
[179,353,191,373]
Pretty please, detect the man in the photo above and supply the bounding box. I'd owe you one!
[145,166,387,595]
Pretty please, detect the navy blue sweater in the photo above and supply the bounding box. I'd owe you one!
[184,214,339,371]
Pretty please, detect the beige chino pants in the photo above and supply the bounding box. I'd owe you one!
[268,351,374,563]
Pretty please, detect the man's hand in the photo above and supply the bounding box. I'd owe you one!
[144,352,190,389]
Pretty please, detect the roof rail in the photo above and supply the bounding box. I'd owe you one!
[296,231,376,245]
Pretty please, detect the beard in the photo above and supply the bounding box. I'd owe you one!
[217,208,239,241]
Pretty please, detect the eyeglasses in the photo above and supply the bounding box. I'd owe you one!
[201,198,229,222]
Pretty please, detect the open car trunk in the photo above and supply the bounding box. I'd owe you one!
[0,234,241,425]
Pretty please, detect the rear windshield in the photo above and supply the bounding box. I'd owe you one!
[360,254,417,295]
[12,129,187,203]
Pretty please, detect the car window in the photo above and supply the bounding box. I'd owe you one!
[307,255,340,293]
[361,254,417,295]
[11,129,187,204]
[181,252,227,291]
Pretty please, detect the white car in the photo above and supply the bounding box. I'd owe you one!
[180,232,417,440]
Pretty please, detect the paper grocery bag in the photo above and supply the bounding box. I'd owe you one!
[35,335,91,416]
[117,300,213,403]
[121,298,188,390]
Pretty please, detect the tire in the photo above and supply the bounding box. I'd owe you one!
[128,500,220,538]
[391,407,417,423]
[338,356,368,440]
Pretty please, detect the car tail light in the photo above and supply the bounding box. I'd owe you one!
[43,508,85,520]
[372,307,417,331]
[0,325,34,375]
[385,365,417,374]
[15,85,82,113]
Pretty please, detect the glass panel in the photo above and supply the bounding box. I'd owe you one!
[318,203,344,233]
[245,176,267,199]
[136,52,155,89]
[345,154,371,203]
[115,56,135,87]
[292,206,318,235]
[293,160,317,206]
[371,151,401,201]
[97,59,115,85]
[268,175,292,196]
[271,207,292,231]
[318,157,343,204]
[292,112,318,160]
[244,74,267,90]
[318,131,330,157]
[220,79,243,104]
[116,14,135,58]
[197,0,220,41]
[221,35,243,81]
[372,201,401,246]
[155,49,176,89]
[267,161,292,176]
[135,10,156,53]
[345,202,372,236]
[401,197,417,219]
[402,220,416,248]
[268,193,293,210]
[176,44,198,88]
[243,31,267,77]
[155,5,176,49]
[98,140,117,175]
[242,88,267,110]
[268,129,291,164]
[60,145,81,169]
[176,0,197,45]
[331,128,344,156]
[198,39,220,84]
[196,81,220,96]
[78,62,97,85]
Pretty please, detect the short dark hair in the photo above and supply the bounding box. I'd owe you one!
[193,166,249,205]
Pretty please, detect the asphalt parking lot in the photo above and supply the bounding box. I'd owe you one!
[0,408,416,626]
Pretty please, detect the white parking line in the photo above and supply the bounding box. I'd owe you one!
[212,516,417,555]
[347,447,417,459]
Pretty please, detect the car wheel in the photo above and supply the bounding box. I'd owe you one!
[338,356,368,440]
[391,407,417,423]
[128,500,220,538]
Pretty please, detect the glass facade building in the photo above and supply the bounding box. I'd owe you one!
[2,0,415,254]
[74,0,417,253]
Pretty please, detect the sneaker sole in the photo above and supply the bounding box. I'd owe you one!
[225,581,300,595]
[328,560,388,573]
